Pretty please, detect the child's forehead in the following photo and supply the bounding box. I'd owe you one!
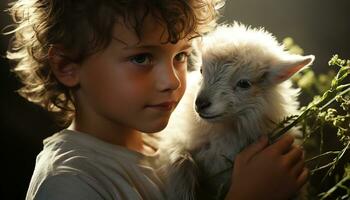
[112,15,193,47]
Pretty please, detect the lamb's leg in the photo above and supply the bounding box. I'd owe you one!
[165,152,199,200]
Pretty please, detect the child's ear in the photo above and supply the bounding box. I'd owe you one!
[48,45,80,87]
[264,55,315,84]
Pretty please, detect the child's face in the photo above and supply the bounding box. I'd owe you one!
[75,16,192,133]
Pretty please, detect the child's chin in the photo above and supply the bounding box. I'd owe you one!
[140,121,169,134]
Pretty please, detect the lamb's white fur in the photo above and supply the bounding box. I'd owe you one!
[157,23,315,200]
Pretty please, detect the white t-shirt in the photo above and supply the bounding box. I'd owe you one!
[26,129,166,200]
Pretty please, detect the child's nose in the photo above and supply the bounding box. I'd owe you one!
[156,63,181,92]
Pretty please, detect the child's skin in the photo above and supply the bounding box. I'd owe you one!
[227,134,308,200]
[50,16,190,155]
[49,13,308,200]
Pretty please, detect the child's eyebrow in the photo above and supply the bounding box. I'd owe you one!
[123,43,193,50]
[180,44,193,50]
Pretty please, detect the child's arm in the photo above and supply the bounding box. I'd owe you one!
[225,134,308,200]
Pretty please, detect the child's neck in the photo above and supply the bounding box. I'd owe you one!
[68,119,153,155]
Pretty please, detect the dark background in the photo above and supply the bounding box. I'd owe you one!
[1,0,349,199]
[222,0,350,74]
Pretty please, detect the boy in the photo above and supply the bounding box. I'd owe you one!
[6,0,308,199]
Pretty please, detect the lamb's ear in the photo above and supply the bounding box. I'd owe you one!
[266,55,315,84]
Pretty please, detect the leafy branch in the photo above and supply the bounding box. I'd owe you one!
[269,55,350,143]
[319,164,350,199]
[269,54,350,198]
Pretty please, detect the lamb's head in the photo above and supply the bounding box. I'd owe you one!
[195,23,315,126]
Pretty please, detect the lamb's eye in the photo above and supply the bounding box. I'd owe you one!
[237,79,252,89]
[200,67,203,74]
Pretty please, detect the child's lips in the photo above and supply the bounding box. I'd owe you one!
[147,101,177,111]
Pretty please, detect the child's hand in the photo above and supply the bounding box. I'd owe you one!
[225,134,309,200]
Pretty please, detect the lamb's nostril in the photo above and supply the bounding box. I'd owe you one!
[195,98,212,111]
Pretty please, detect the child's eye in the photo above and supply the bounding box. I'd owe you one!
[130,53,152,65]
[174,52,189,63]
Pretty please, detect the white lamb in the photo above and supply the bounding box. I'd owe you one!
[157,23,315,200]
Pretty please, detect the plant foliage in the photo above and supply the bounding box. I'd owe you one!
[270,38,350,199]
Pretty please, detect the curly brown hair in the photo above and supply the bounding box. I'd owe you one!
[5,0,224,126]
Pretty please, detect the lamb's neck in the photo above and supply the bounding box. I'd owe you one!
[186,120,236,150]
[235,112,278,144]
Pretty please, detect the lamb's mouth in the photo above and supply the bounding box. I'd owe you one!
[198,113,222,119]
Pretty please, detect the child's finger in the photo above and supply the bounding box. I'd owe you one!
[296,167,309,190]
[291,158,305,178]
[283,145,303,167]
[268,134,294,155]
[238,135,268,163]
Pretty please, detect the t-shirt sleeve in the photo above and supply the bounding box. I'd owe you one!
[33,174,104,200]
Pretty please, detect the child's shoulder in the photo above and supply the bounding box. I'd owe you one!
[27,129,166,200]
[27,173,105,200]
[39,129,146,169]
[26,130,110,199]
